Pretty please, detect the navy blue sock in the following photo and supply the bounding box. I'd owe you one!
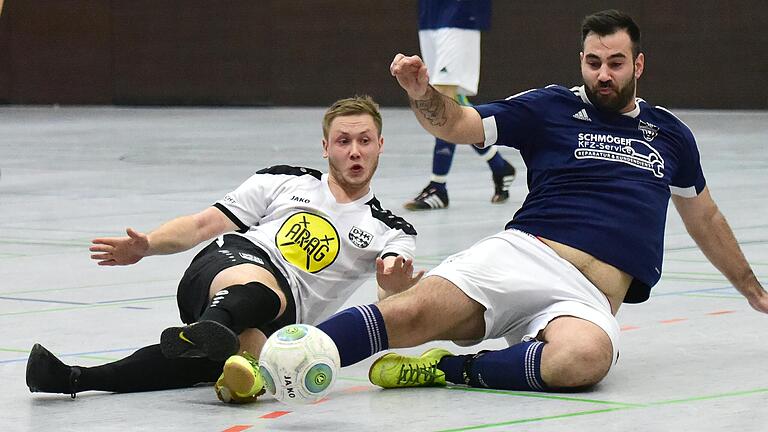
[431,139,456,177]
[471,145,508,173]
[317,304,388,367]
[437,341,548,391]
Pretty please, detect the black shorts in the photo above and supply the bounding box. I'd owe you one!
[176,234,296,337]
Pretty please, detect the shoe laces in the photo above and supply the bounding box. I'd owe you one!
[239,351,259,369]
[414,186,437,201]
[396,360,441,385]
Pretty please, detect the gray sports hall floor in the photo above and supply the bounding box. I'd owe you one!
[1,106,766,432]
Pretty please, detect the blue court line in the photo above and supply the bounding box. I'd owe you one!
[0,296,89,305]
[93,294,175,304]
[651,286,736,298]
[0,347,140,364]
[665,238,767,252]
[0,294,173,306]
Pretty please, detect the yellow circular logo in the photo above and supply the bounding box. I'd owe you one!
[275,212,339,273]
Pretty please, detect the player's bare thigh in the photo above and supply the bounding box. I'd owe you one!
[379,275,486,347]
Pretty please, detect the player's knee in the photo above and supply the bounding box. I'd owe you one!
[379,296,433,343]
[381,297,424,327]
[544,340,613,388]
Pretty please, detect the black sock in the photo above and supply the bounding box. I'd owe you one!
[199,282,282,333]
[76,344,222,393]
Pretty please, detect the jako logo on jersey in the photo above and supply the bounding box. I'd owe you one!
[291,195,310,203]
[348,226,373,248]
[575,133,665,178]
[275,212,339,273]
[638,120,659,142]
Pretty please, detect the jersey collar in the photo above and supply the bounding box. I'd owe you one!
[322,173,374,205]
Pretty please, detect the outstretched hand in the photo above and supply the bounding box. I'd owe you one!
[390,53,431,100]
[90,227,150,266]
[376,255,425,296]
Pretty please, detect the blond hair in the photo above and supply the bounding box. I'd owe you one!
[322,95,382,138]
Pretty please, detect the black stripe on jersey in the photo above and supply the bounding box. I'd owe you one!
[255,165,322,180]
[365,197,417,235]
[213,203,250,233]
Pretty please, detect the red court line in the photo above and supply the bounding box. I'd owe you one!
[222,426,252,432]
[260,411,291,419]
[620,325,640,331]
[659,318,687,324]
[706,310,736,316]
[343,385,372,393]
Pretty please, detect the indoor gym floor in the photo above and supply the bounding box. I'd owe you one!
[0,105,766,431]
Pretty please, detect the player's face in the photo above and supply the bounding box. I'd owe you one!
[323,114,383,197]
[580,30,644,113]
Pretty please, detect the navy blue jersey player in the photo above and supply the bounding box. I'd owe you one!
[312,10,767,393]
[404,0,517,210]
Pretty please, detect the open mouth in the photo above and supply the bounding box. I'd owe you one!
[598,86,614,95]
[350,164,364,173]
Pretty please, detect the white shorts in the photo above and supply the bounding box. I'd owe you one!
[419,28,481,96]
[426,229,621,364]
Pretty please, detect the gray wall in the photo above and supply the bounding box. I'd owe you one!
[0,1,766,108]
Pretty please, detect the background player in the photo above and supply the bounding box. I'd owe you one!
[25,95,423,403]
[404,0,516,210]
[313,9,768,394]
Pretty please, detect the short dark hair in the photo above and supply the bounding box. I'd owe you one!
[581,10,641,59]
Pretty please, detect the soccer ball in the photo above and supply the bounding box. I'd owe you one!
[258,324,341,405]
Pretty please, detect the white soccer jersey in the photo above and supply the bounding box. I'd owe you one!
[213,165,417,324]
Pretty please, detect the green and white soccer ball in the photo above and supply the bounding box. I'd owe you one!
[258,324,341,405]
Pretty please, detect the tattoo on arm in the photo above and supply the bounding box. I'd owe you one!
[410,86,453,127]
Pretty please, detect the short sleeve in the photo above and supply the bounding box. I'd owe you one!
[473,88,543,150]
[380,231,416,261]
[669,122,707,198]
[214,172,287,232]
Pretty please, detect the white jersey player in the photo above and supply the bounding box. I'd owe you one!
[26,96,422,404]
[215,165,416,325]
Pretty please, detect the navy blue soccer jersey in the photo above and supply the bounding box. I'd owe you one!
[474,85,707,303]
[419,0,491,31]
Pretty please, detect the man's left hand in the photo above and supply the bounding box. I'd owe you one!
[376,255,424,296]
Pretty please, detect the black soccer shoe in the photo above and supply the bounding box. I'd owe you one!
[403,184,449,211]
[26,343,82,398]
[491,162,516,204]
[160,320,240,362]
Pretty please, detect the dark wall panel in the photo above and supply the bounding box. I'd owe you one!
[270,1,419,106]
[112,0,271,105]
[480,1,768,109]
[0,2,10,103]
[7,0,111,104]
[0,1,766,108]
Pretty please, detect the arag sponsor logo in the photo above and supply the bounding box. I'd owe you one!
[575,133,665,178]
[276,212,339,273]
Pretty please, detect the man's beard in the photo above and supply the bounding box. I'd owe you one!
[585,75,636,113]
